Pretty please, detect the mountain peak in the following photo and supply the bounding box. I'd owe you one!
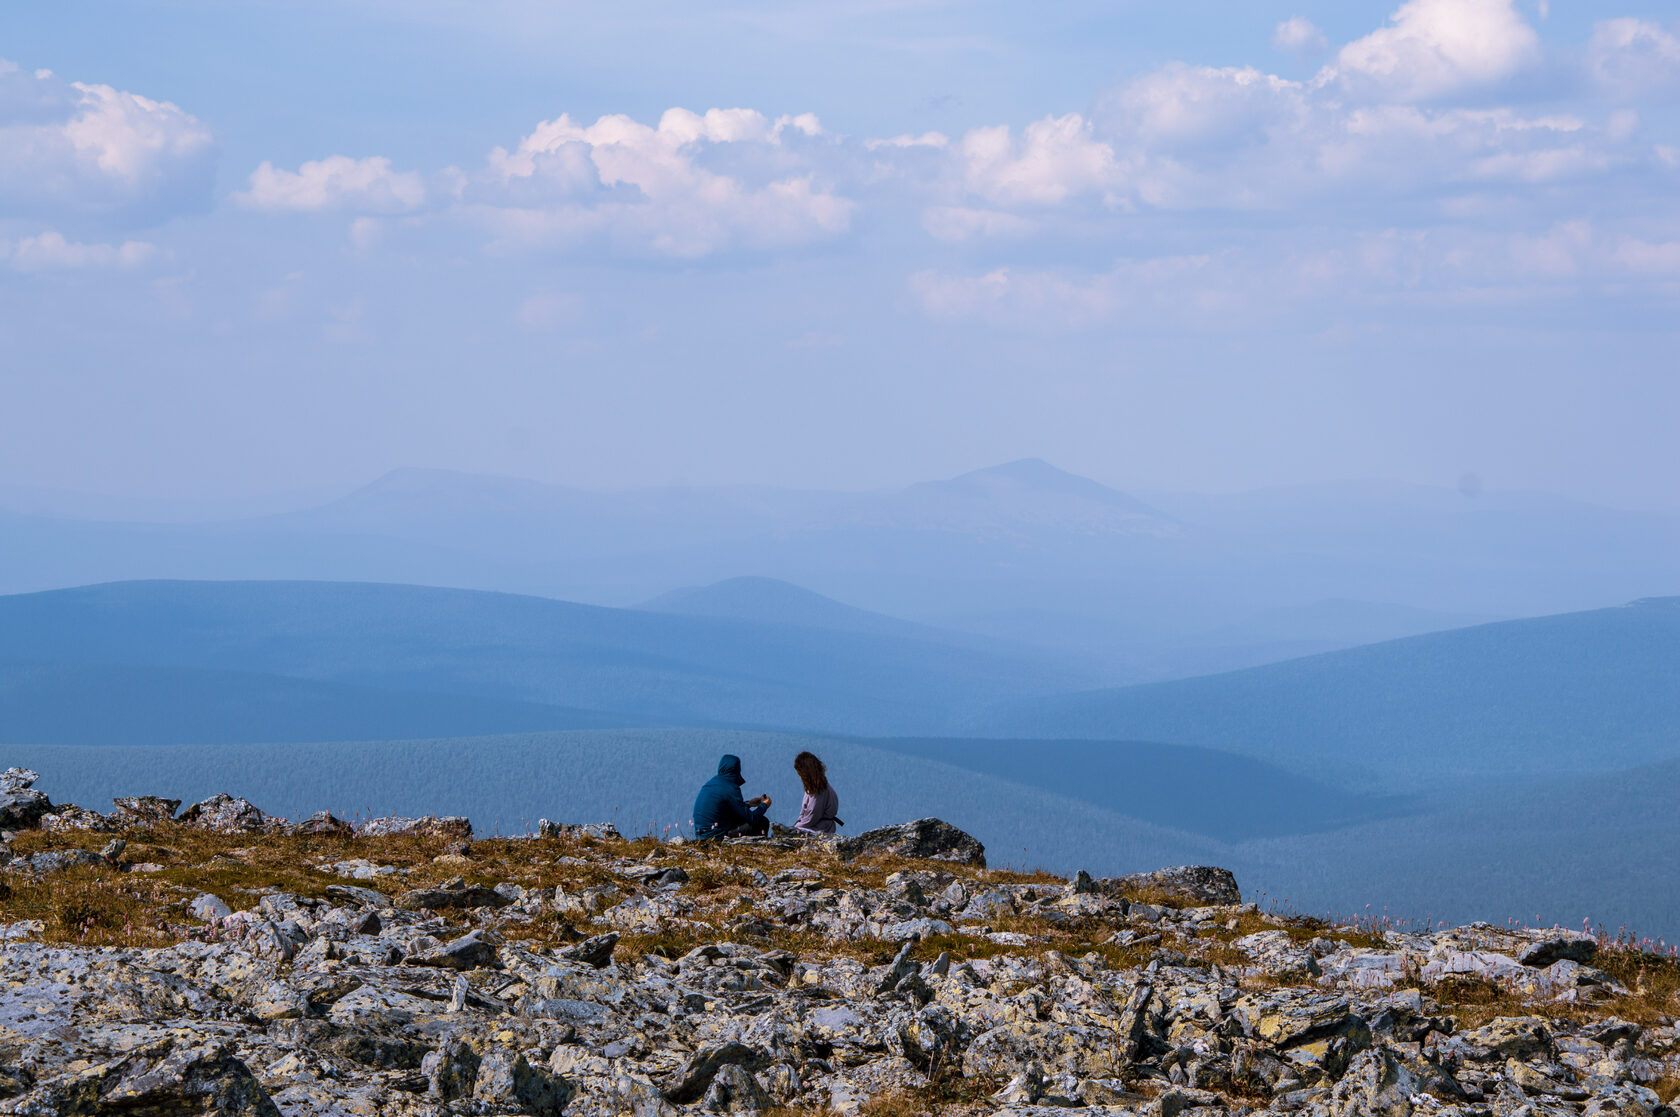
[939,459,1171,519]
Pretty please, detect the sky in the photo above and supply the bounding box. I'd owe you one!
[2,0,1678,509]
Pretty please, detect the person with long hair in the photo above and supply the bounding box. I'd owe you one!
[792,750,841,835]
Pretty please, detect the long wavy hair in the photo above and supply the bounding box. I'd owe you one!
[794,751,828,796]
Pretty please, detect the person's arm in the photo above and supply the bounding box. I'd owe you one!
[714,788,754,827]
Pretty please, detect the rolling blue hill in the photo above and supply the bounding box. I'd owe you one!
[986,597,1680,789]
[5,463,1674,646]
[0,579,1098,738]
[865,737,1408,842]
[0,658,626,745]
[643,575,941,638]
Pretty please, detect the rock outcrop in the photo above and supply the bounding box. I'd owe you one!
[835,817,988,868]
[0,775,1676,1117]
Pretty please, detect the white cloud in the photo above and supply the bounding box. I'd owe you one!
[865,132,949,151]
[910,255,1228,329]
[1587,19,1680,101]
[6,231,155,271]
[0,59,215,227]
[959,114,1122,205]
[910,218,1680,329]
[516,289,581,330]
[1332,0,1541,102]
[237,106,854,259]
[921,206,1035,242]
[478,107,853,256]
[1102,64,1302,152]
[1273,17,1328,55]
[237,155,427,213]
[1610,237,1680,275]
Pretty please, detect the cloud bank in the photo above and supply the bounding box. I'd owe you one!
[11,0,1680,329]
[0,60,215,228]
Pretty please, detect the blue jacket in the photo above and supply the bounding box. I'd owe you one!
[693,754,765,839]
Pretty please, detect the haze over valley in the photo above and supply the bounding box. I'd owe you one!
[6,0,1680,972]
[2,458,1676,934]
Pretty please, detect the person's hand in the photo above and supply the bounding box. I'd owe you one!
[757,794,772,807]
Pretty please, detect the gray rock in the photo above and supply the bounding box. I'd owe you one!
[12,1040,283,1115]
[324,883,390,908]
[179,793,269,833]
[1584,1083,1676,1117]
[883,917,954,941]
[663,1043,774,1103]
[875,940,920,995]
[423,1034,482,1101]
[1455,1016,1556,1062]
[559,932,620,968]
[110,795,181,824]
[0,769,49,831]
[475,1049,571,1116]
[835,817,987,868]
[1520,932,1599,968]
[0,769,37,794]
[1332,1047,1420,1117]
[10,848,106,875]
[701,1062,770,1115]
[1099,865,1240,906]
[189,893,233,921]
[411,929,500,971]
[357,815,473,839]
[291,809,353,835]
[397,880,512,911]
[40,804,117,832]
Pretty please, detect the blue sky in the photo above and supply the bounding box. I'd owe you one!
[3,0,1678,507]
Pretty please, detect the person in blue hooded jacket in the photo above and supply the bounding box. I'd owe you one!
[692,754,770,840]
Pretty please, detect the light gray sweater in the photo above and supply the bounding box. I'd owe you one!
[795,786,839,834]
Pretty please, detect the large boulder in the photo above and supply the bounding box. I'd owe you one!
[291,810,353,836]
[5,1041,280,1115]
[111,795,182,825]
[179,793,270,833]
[357,815,472,839]
[1097,866,1240,907]
[397,877,512,912]
[1518,931,1598,968]
[39,804,117,833]
[0,768,50,830]
[835,818,986,868]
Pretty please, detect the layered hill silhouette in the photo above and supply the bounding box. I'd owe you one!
[0,658,623,746]
[4,462,1674,677]
[0,579,1099,740]
[987,596,1680,789]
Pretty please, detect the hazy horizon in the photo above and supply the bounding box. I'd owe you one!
[6,1,1680,509]
[5,458,1679,525]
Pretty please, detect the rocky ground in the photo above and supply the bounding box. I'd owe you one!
[2,766,1679,1117]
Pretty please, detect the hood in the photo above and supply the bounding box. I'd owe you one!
[716,754,744,785]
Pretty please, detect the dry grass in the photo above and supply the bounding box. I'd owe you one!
[6,821,1680,1056]
[1209,908,1384,951]
[0,866,179,947]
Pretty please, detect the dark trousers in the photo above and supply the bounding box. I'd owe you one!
[698,809,768,840]
[723,814,768,837]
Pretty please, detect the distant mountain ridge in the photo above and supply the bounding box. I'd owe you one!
[986,596,1680,789]
[0,579,1100,740]
[642,576,933,637]
[639,576,1037,658]
[1,461,1674,671]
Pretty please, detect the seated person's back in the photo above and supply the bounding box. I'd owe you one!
[693,753,770,840]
